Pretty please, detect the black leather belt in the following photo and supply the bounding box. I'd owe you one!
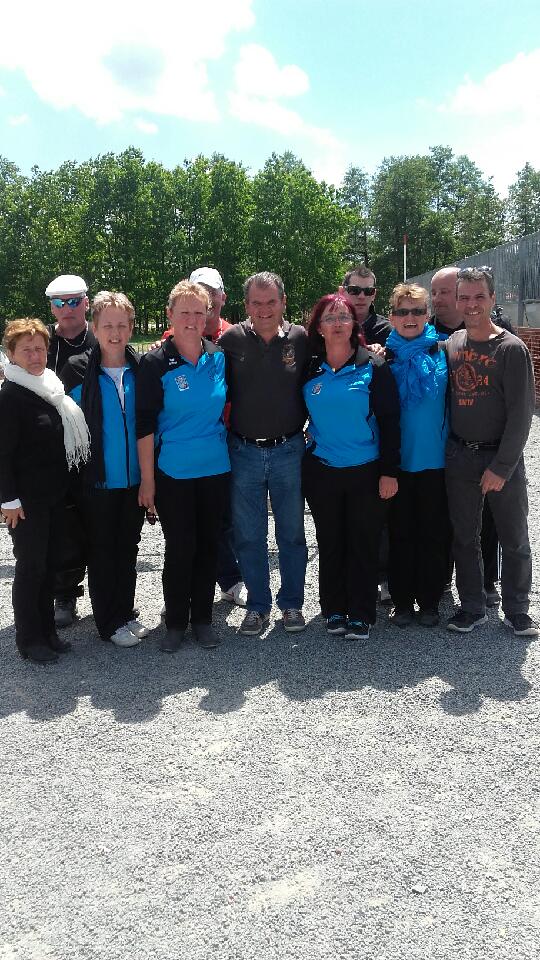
[449,431,500,451]
[232,429,301,448]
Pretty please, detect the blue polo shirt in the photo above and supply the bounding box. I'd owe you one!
[136,339,229,480]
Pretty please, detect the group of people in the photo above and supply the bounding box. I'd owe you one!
[0,261,536,665]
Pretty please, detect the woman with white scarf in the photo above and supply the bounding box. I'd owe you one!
[0,318,90,663]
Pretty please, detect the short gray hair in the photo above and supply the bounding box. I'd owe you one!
[243,271,285,301]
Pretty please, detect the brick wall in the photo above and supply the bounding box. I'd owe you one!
[517,328,540,406]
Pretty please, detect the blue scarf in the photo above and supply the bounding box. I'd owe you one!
[386,324,441,409]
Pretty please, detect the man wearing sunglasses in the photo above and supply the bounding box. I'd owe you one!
[45,275,96,376]
[342,265,392,349]
[45,275,96,628]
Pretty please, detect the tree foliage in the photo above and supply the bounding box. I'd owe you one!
[0,145,533,333]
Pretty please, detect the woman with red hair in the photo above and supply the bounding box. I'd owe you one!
[302,293,400,641]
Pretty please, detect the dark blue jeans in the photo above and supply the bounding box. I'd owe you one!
[228,432,307,614]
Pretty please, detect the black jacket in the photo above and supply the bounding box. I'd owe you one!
[362,309,392,347]
[0,381,69,504]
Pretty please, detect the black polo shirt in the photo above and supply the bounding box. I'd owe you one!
[220,320,308,439]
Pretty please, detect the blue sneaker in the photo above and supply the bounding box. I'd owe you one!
[326,615,347,635]
[345,620,370,641]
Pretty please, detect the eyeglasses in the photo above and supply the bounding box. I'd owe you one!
[320,315,354,325]
[344,285,376,297]
[391,307,427,317]
[50,296,84,309]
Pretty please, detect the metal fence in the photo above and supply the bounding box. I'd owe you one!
[409,230,540,328]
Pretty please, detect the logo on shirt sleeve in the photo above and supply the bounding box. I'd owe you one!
[311,383,322,395]
[175,374,189,391]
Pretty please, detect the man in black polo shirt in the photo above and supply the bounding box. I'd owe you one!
[220,272,308,636]
[45,274,96,627]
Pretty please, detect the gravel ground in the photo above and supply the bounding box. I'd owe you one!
[1,420,539,960]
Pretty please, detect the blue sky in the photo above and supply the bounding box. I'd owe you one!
[1,0,539,193]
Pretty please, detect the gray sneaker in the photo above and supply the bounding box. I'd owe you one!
[283,609,306,633]
[192,623,221,648]
[240,610,270,636]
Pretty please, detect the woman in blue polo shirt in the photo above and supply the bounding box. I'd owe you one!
[136,280,229,653]
[62,291,147,648]
[302,293,400,641]
[385,283,450,628]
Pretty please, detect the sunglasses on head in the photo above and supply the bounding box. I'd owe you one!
[50,296,84,309]
[344,285,376,297]
[392,307,427,317]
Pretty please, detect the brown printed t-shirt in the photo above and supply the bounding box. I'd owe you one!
[444,328,535,480]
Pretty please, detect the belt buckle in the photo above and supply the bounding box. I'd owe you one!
[466,440,479,452]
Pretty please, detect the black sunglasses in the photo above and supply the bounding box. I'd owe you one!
[391,307,427,317]
[344,285,376,296]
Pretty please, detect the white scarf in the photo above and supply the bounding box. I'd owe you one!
[4,361,91,469]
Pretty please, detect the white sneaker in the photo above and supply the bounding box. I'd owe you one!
[220,581,248,607]
[126,619,150,638]
[111,625,141,648]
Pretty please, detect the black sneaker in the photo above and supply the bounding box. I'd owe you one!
[503,614,539,637]
[418,608,440,628]
[447,610,487,633]
[326,615,347,635]
[391,607,415,628]
[344,620,370,641]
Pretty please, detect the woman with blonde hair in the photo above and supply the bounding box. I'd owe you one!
[385,282,451,627]
[61,291,148,648]
[136,280,230,653]
[0,318,90,663]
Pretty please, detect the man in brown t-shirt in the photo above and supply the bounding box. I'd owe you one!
[443,266,537,636]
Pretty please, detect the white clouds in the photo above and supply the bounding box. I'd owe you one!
[134,118,159,135]
[443,50,540,120]
[229,44,347,186]
[233,44,309,99]
[0,0,255,124]
[440,50,540,191]
[8,113,29,126]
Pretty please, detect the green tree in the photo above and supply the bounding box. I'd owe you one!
[249,152,349,317]
[506,163,540,238]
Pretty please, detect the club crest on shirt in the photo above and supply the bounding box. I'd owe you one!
[282,344,296,366]
[311,383,322,395]
[175,374,189,391]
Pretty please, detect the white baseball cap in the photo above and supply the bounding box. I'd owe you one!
[189,267,224,291]
[45,274,88,298]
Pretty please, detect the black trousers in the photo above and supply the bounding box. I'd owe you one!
[54,480,87,601]
[155,470,230,630]
[302,454,385,624]
[9,498,65,652]
[83,487,145,640]
[445,441,531,616]
[388,468,451,611]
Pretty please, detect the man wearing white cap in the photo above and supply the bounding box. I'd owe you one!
[45,275,96,375]
[45,274,97,627]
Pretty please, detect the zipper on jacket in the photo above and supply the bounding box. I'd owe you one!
[104,371,131,487]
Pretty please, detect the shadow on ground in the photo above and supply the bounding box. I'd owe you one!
[0,597,533,724]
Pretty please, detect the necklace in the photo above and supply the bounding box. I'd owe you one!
[53,322,89,373]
